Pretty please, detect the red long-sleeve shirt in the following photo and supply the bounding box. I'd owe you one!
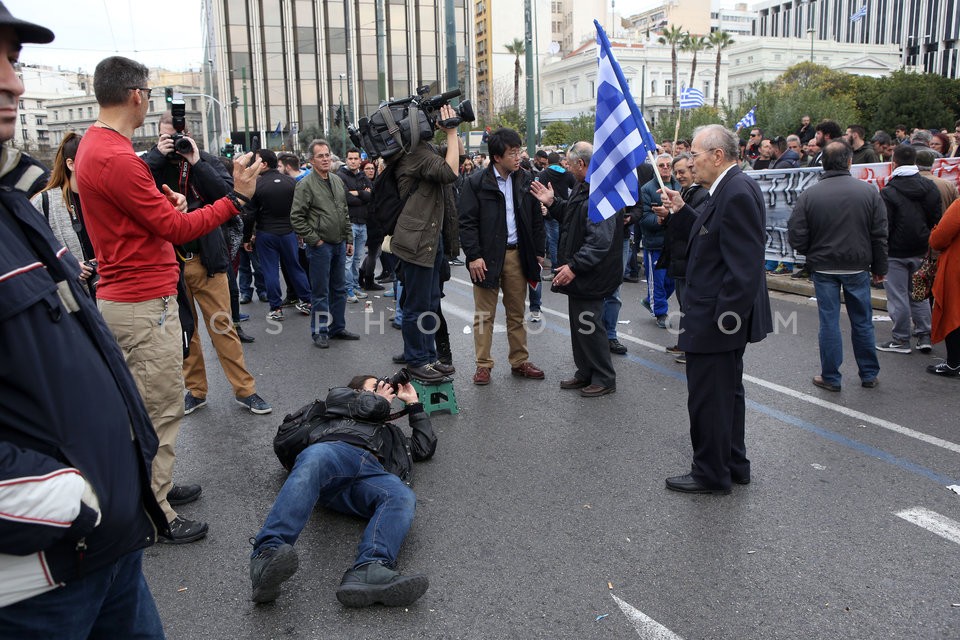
[76,126,238,302]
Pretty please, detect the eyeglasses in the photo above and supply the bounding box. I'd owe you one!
[690,148,716,158]
[127,87,152,98]
[656,163,672,168]
[750,132,760,137]
[504,148,522,158]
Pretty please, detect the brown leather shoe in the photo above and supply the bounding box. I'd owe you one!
[580,384,616,397]
[559,377,589,390]
[472,366,491,385]
[510,361,545,380]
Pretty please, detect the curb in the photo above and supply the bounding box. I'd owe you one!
[765,273,888,312]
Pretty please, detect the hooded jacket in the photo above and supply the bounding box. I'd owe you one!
[881,172,942,258]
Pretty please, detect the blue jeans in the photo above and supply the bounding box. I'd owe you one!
[306,242,347,337]
[642,249,675,316]
[257,230,311,310]
[398,250,443,367]
[544,218,559,266]
[529,281,542,313]
[812,271,880,386]
[393,279,404,325]
[238,247,265,299]
[253,441,416,569]
[603,286,622,340]
[345,223,367,295]
[0,550,164,639]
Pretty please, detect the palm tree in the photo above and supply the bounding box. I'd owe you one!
[708,31,735,109]
[658,25,687,112]
[682,34,710,95]
[504,38,525,111]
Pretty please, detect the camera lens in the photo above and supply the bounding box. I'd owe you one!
[174,137,193,154]
[387,368,410,390]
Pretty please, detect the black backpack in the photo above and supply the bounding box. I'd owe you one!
[372,162,419,237]
[273,399,328,471]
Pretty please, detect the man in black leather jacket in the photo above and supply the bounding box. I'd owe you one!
[248,377,436,607]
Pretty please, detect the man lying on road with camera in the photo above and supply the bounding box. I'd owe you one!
[249,372,436,607]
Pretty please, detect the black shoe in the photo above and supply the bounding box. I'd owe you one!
[731,475,751,485]
[665,473,730,495]
[364,281,386,291]
[331,330,360,340]
[158,516,209,544]
[313,334,329,349]
[433,361,456,375]
[392,353,407,364]
[239,294,252,304]
[861,378,879,388]
[167,484,202,506]
[790,267,809,280]
[623,275,640,283]
[376,273,396,283]
[336,562,429,608]
[656,314,668,329]
[184,392,207,415]
[250,544,299,604]
[281,297,298,307]
[812,375,841,392]
[235,324,255,343]
[407,364,446,383]
[609,339,628,355]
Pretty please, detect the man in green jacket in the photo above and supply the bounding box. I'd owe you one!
[290,139,358,349]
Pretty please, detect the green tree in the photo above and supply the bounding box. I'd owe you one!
[542,121,573,146]
[494,106,526,139]
[658,25,687,112]
[869,71,959,133]
[682,34,710,91]
[568,111,596,144]
[708,31,735,109]
[652,106,724,143]
[504,38,525,112]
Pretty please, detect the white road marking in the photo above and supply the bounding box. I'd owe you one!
[449,276,960,457]
[611,594,685,640]
[895,507,960,546]
[440,296,505,333]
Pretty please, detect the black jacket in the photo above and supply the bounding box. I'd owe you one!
[313,387,436,483]
[657,184,709,278]
[0,152,166,600]
[143,148,235,275]
[549,181,623,300]
[458,166,546,288]
[242,168,297,240]
[881,173,942,258]
[677,165,772,353]
[337,166,373,225]
[537,165,575,200]
[787,170,888,275]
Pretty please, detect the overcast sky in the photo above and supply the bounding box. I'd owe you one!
[14,0,711,74]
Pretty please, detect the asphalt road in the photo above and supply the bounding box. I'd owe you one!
[144,270,960,640]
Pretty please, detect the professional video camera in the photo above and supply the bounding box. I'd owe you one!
[353,85,475,160]
[167,99,193,159]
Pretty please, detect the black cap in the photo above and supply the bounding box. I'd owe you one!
[0,2,54,44]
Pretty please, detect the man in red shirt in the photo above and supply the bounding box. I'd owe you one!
[76,55,262,544]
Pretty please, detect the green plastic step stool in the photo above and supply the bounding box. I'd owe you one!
[410,378,458,415]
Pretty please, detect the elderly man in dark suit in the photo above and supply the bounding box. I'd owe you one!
[660,124,773,494]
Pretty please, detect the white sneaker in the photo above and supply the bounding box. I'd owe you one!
[530,311,542,322]
[267,309,284,321]
[355,291,368,299]
[346,294,359,304]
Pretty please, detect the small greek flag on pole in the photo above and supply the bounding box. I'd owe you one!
[679,86,705,109]
[587,20,657,223]
[735,105,757,131]
[849,5,867,22]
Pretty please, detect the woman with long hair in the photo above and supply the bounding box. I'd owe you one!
[31,132,97,292]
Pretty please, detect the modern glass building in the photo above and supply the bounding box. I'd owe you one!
[203,0,474,153]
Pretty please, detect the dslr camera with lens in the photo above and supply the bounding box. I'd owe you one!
[379,368,411,392]
[353,85,475,160]
[167,99,194,159]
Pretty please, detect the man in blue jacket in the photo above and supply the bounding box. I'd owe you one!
[0,6,168,635]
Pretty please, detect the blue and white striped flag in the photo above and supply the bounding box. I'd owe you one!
[679,86,705,109]
[735,105,757,130]
[849,5,867,22]
[587,20,657,223]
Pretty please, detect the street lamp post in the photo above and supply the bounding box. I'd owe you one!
[338,73,346,156]
[807,28,815,62]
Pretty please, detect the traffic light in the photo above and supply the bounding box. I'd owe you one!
[165,88,173,105]
[224,143,234,159]
[230,96,239,109]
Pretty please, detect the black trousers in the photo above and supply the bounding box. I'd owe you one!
[685,347,749,490]
[945,327,960,367]
[567,296,616,388]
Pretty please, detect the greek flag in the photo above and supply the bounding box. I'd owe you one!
[273,121,282,136]
[587,20,656,223]
[849,5,867,22]
[679,86,705,109]
[735,106,757,130]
